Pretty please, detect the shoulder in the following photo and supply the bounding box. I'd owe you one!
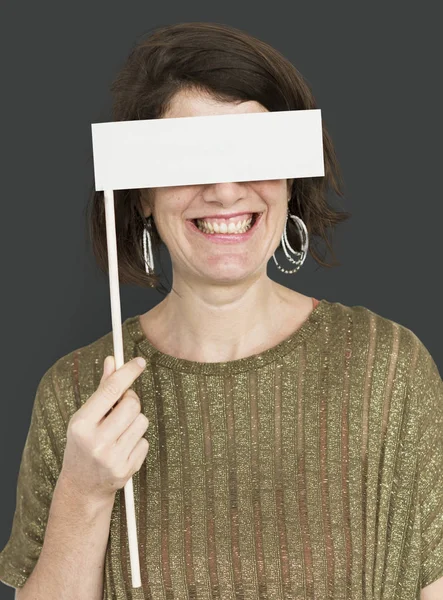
[324,299,437,373]
[325,300,442,442]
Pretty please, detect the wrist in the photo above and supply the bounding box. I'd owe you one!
[56,471,116,516]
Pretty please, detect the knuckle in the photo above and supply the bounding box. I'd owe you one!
[111,463,126,483]
[91,441,106,460]
[117,463,131,481]
[110,461,123,477]
[139,413,149,427]
[101,379,121,399]
[69,417,85,438]
[140,439,150,460]
[111,468,125,483]
[90,446,103,463]
[126,394,141,412]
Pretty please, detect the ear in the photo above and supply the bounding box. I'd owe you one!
[139,189,152,217]
[287,178,294,196]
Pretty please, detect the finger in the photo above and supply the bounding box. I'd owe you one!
[100,355,115,384]
[101,393,147,440]
[118,414,150,456]
[98,357,116,419]
[85,357,147,422]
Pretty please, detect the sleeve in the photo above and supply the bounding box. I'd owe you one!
[416,339,443,589]
[0,366,65,590]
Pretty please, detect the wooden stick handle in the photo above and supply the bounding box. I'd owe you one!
[104,189,142,589]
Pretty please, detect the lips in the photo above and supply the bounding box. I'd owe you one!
[191,212,259,227]
[190,212,257,220]
[186,211,263,240]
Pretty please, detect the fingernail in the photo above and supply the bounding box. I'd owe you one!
[135,357,146,368]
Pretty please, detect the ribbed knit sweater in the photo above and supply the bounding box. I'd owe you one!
[0,298,442,599]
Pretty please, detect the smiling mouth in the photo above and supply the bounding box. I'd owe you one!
[191,212,260,229]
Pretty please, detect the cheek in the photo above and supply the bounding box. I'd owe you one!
[154,188,192,219]
[251,180,286,202]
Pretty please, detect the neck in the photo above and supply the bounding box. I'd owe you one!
[143,276,308,362]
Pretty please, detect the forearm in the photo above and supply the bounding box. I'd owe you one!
[19,472,115,600]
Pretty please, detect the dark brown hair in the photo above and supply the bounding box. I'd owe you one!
[86,21,351,297]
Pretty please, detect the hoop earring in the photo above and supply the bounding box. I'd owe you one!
[142,217,155,274]
[272,211,309,274]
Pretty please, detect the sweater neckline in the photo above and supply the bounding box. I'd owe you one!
[124,298,331,375]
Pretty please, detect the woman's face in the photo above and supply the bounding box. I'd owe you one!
[140,88,293,286]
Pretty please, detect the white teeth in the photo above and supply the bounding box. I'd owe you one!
[196,216,254,234]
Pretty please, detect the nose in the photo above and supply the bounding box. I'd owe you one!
[202,181,247,204]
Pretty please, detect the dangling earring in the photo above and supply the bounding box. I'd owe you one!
[142,216,155,274]
[272,204,309,275]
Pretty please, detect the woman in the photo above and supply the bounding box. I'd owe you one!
[0,22,442,600]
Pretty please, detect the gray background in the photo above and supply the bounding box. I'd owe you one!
[0,2,441,598]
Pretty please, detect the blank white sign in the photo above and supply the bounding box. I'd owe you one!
[91,108,324,191]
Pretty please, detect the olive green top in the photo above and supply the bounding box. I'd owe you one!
[0,298,442,599]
